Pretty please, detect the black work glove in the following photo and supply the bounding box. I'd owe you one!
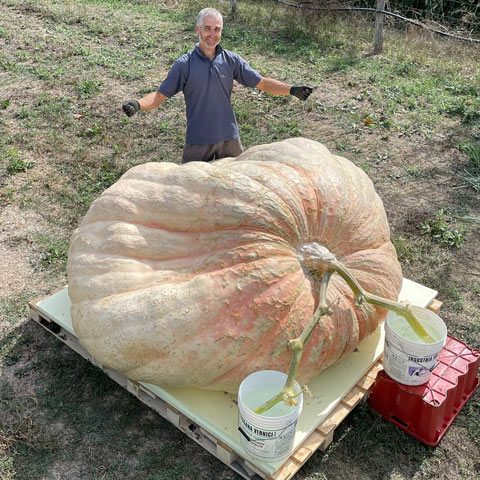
[290,86,313,101]
[122,100,141,117]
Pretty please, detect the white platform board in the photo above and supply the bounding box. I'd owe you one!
[32,279,437,476]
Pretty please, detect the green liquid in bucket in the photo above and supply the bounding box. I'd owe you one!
[390,315,441,343]
[244,387,297,418]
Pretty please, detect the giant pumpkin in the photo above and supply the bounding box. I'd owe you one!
[67,137,402,393]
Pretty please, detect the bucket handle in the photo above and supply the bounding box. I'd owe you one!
[429,362,439,372]
[238,427,251,442]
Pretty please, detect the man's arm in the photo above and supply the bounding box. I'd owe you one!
[256,77,313,101]
[139,91,168,111]
[256,77,291,95]
[123,91,168,117]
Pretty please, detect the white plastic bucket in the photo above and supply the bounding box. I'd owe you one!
[238,370,303,461]
[383,306,447,386]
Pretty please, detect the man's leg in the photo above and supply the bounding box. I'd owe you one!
[182,139,243,163]
[182,144,216,163]
[216,138,243,159]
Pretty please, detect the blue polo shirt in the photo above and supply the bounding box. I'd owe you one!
[158,44,262,145]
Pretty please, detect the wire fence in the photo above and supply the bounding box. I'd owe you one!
[353,0,480,33]
[268,0,480,48]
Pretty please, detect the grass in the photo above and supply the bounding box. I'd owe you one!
[33,233,69,272]
[420,210,466,249]
[0,294,32,326]
[1,147,34,175]
[76,79,102,99]
[0,0,479,479]
[458,143,480,191]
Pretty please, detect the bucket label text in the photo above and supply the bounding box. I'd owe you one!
[408,355,435,363]
[241,416,275,438]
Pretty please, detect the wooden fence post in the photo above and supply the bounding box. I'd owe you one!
[230,0,237,19]
[374,0,385,54]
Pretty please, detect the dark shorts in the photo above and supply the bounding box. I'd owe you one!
[182,138,243,163]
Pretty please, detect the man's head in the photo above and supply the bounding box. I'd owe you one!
[195,8,223,53]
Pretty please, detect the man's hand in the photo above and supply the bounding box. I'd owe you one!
[122,100,141,117]
[290,86,313,101]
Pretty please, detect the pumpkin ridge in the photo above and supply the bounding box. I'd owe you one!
[204,277,312,389]
[208,168,302,241]
[328,155,389,254]
[239,141,344,246]
[81,206,300,239]
[70,240,295,266]
[77,219,298,245]
[314,155,358,248]
[239,156,323,243]
[93,183,300,239]
[216,160,311,241]
[84,252,301,299]
[255,143,325,238]
[224,160,314,241]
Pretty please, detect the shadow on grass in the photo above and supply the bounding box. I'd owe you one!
[300,403,436,480]
[0,320,236,480]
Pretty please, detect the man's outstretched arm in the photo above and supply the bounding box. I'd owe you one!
[256,77,313,101]
[122,91,168,117]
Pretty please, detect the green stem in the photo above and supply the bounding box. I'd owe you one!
[254,272,332,414]
[331,259,434,343]
[252,243,435,415]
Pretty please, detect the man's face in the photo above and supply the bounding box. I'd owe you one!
[196,15,223,51]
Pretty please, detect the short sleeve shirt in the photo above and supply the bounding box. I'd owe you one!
[159,44,262,145]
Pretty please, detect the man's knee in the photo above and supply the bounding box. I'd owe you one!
[182,139,243,163]
[182,144,213,163]
[218,138,243,159]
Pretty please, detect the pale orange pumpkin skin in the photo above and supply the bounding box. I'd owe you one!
[67,138,402,393]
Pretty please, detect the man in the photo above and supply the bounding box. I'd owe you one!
[123,7,313,163]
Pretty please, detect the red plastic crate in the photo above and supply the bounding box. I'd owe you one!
[368,335,479,446]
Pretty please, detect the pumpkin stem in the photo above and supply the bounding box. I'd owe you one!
[297,243,434,342]
[254,242,435,415]
[329,258,435,343]
[254,271,333,415]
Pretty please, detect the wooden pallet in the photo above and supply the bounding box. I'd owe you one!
[28,286,441,480]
